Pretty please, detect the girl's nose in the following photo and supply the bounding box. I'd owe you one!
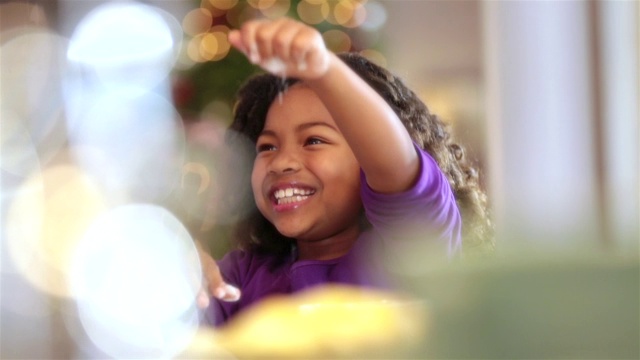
[268,148,301,174]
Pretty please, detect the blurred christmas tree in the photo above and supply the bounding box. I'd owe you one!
[172,0,388,124]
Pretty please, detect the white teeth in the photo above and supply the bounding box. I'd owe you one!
[273,187,313,204]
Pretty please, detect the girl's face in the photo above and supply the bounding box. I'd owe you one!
[251,85,362,245]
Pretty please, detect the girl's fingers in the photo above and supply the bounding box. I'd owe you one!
[195,240,241,303]
[306,45,330,77]
[228,30,246,55]
[254,20,287,62]
[271,20,304,61]
[229,29,255,63]
[213,283,241,302]
[290,28,319,71]
[239,20,263,63]
[196,288,210,309]
[203,259,241,302]
[229,19,329,78]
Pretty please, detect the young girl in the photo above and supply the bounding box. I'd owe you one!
[197,18,492,325]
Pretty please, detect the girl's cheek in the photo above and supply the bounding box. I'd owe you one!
[251,161,271,200]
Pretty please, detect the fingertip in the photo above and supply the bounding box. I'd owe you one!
[213,283,241,302]
[249,42,260,64]
[228,29,240,44]
[196,292,210,309]
[228,31,246,53]
[213,286,226,299]
[223,284,241,302]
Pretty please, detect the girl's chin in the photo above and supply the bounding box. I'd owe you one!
[275,227,304,239]
[274,222,313,240]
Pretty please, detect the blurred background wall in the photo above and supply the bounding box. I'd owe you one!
[1,0,638,358]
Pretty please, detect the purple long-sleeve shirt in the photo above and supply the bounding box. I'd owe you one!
[204,145,461,326]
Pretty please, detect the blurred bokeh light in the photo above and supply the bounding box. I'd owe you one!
[65,90,185,203]
[1,29,69,176]
[69,204,201,359]
[66,1,181,91]
[1,1,204,358]
[6,163,107,298]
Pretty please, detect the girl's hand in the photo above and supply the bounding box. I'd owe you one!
[228,18,331,80]
[195,240,240,308]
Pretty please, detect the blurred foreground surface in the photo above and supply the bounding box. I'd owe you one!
[2,245,638,359]
[180,252,639,359]
[407,253,639,359]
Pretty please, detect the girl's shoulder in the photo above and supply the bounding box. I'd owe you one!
[361,144,451,206]
[360,144,462,254]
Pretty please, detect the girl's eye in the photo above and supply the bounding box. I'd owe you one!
[305,137,325,146]
[256,143,276,152]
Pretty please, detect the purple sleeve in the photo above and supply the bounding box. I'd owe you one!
[202,250,292,326]
[360,144,462,256]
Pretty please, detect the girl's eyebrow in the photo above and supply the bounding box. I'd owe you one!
[258,121,339,138]
[296,121,338,132]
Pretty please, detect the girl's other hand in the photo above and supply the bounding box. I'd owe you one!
[195,241,240,308]
[228,18,331,80]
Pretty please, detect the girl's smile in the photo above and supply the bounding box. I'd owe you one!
[269,182,316,210]
[251,84,362,256]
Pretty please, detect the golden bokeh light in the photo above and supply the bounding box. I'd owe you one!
[210,25,231,60]
[200,33,220,61]
[359,48,387,67]
[225,3,258,28]
[187,33,207,62]
[297,0,330,25]
[322,29,352,53]
[200,0,227,17]
[208,0,239,10]
[187,26,231,63]
[182,0,382,63]
[6,163,108,298]
[247,0,277,10]
[324,5,339,25]
[333,0,366,28]
[323,0,368,27]
[259,0,291,19]
[333,2,352,26]
[182,8,213,37]
[419,87,457,126]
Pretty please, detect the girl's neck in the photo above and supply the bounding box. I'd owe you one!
[295,226,360,261]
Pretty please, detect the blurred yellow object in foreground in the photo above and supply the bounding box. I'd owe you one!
[185,284,427,359]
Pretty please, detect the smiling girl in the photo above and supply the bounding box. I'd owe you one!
[199,18,492,325]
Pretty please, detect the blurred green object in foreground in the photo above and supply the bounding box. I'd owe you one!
[397,253,639,359]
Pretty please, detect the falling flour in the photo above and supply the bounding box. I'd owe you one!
[261,58,287,105]
[261,57,309,105]
[262,57,287,74]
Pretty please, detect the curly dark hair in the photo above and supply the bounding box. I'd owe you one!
[224,52,494,265]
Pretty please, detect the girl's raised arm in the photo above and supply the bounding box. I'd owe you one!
[228,18,419,193]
